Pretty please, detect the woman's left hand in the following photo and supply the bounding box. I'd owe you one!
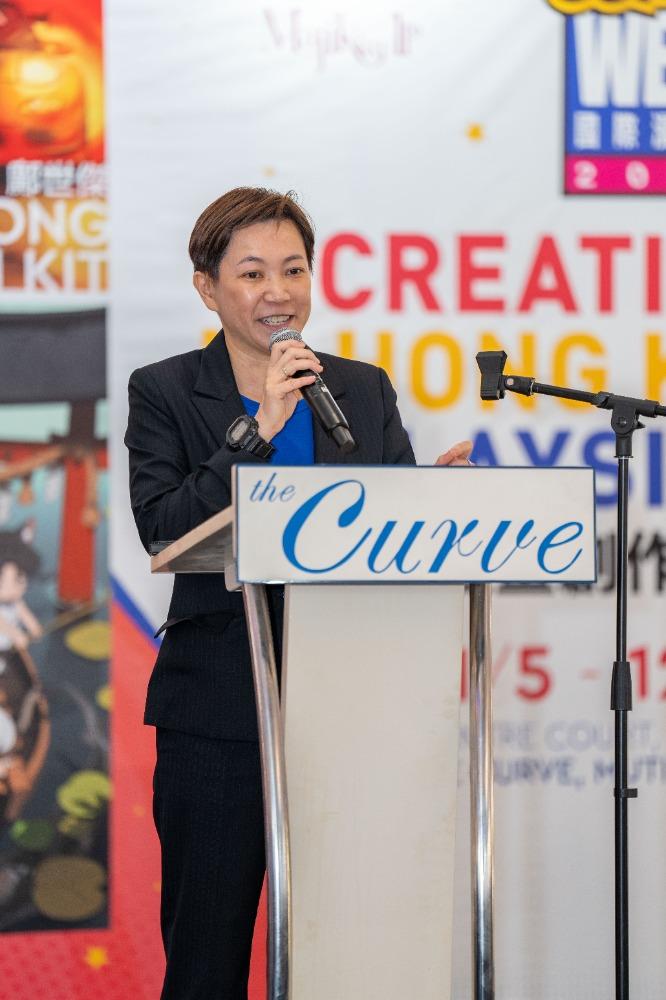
[434,440,474,466]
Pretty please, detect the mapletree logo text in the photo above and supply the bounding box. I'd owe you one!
[263,9,421,71]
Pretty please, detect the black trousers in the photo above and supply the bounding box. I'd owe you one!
[153,728,266,1000]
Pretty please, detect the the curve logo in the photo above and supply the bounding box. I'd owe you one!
[281,479,584,577]
[234,467,596,584]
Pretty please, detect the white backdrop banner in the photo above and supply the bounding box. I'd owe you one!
[107,2,666,997]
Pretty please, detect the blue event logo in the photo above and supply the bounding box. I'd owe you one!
[549,1,666,193]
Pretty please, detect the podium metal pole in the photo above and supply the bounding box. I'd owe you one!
[469,583,495,1000]
[242,583,291,1000]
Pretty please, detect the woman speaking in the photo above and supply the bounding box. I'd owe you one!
[125,186,471,999]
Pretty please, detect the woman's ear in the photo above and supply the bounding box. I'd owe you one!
[193,271,218,313]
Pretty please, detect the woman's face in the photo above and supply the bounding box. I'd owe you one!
[194,219,312,360]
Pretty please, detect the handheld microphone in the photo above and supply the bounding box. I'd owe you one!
[268,328,356,453]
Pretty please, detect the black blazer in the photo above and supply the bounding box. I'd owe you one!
[125,331,415,740]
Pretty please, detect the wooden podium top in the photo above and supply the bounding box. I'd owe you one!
[150,506,233,574]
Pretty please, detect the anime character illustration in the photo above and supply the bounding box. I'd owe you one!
[0,521,49,828]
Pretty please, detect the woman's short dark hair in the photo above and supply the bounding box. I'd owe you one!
[189,187,315,278]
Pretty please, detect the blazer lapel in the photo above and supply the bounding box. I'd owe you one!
[192,331,245,448]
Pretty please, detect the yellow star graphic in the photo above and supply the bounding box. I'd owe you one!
[466,123,485,142]
[84,946,109,970]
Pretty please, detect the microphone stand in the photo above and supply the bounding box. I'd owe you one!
[475,350,666,1000]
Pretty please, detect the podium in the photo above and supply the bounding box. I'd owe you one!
[151,465,596,1000]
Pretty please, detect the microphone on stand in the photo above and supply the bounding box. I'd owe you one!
[269,328,356,453]
[477,350,536,400]
[476,350,508,399]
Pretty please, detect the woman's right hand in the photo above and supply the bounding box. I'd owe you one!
[255,339,323,441]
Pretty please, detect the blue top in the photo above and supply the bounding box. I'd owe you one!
[240,395,315,466]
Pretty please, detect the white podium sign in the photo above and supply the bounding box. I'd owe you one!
[233,465,596,584]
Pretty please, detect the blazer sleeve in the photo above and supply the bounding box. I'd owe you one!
[379,367,416,466]
[125,366,264,553]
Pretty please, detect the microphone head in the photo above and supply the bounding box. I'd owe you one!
[476,350,507,400]
[268,328,303,349]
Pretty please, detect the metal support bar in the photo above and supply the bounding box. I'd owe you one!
[613,456,635,1000]
[469,583,495,1000]
[242,583,291,1000]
